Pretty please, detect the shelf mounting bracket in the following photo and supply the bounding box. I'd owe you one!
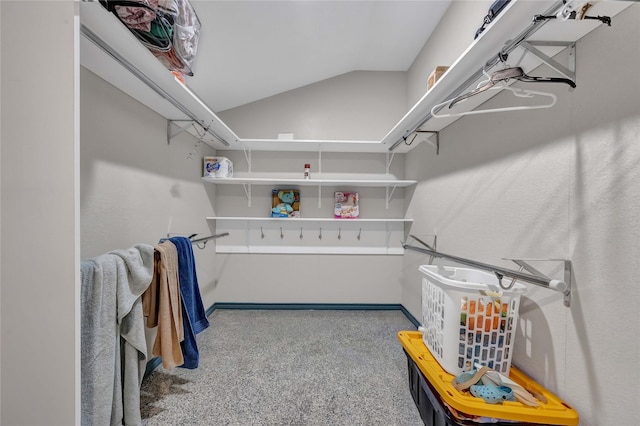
[416,130,440,155]
[520,41,576,87]
[241,183,252,207]
[386,151,396,175]
[167,120,196,145]
[242,145,252,173]
[386,185,398,209]
[503,258,573,307]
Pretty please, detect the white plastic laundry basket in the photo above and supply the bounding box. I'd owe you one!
[419,265,526,376]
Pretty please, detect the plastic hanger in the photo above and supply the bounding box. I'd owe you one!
[430,84,557,119]
[448,66,574,109]
[430,62,562,119]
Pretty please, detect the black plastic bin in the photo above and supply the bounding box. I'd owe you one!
[404,350,535,426]
[405,349,465,426]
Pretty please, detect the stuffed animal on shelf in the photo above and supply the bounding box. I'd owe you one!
[271,189,300,217]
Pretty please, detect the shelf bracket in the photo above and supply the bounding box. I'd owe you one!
[416,130,440,155]
[241,182,252,207]
[386,151,396,175]
[385,222,390,253]
[503,258,573,307]
[316,146,322,208]
[167,120,196,145]
[404,236,572,308]
[386,185,398,209]
[242,145,252,173]
[519,41,576,87]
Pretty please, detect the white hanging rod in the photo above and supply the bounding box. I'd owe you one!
[388,0,566,152]
[80,24,230,146]
[402,234,571,306]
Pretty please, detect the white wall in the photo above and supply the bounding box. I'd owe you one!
[80,68,220,306]
[218,70,406,140]
[211,69,411,304]
[1,1,79,424]
[210,149,407,304]
[402,4,640,424]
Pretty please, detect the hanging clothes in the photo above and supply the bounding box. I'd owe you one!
[169,236,210,368]
[142,240,184,368]
[80,244,154,426]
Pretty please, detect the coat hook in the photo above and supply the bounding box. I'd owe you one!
[338,228,341,240]
[357,228,362,240]
[502,265,524,290]
[319,227,323,240]
[300,227,303,239]
[494,272,504,287]
[260,227,264,239]
[280,227,284,239]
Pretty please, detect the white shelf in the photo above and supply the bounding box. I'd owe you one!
[207,217,412,223]
[201,176,417,187]
[215,246,405,255]
[211,216,411,255]
[80,1,240,150]
[80,0,632,154]
[237,139,390,153]
[379,0,634,149]
[203,174,416,208]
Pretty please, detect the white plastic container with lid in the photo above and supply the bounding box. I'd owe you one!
[203,157,233,178]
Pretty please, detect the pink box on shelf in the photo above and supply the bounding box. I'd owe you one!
[334,192,359,219]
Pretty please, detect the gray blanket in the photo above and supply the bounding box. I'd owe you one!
[81,244,154,426]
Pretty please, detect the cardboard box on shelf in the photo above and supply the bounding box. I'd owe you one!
[334,192,359,219]
[427,66,449,91]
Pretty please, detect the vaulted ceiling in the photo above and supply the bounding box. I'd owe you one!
[186,1,452,112]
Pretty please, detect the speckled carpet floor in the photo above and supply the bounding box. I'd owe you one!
[140,309,422,425]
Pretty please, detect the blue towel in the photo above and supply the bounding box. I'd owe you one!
[169,237,210,369]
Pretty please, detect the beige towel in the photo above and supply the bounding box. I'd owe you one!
[143,240,184,368]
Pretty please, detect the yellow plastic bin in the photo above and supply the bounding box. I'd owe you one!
[398,331,579,425]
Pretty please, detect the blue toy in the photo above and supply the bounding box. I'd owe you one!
[272,190,296,216]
